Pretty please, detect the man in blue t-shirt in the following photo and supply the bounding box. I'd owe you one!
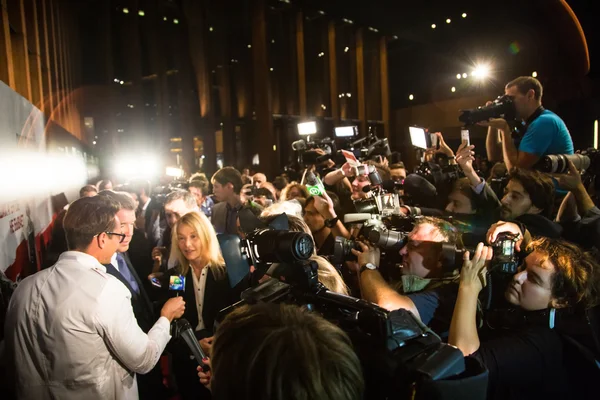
[481,76,573,171]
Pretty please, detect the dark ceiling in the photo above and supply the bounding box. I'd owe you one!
[297,0,597,108]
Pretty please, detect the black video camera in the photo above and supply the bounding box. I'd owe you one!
[291,137,337,166]
[458,94,516,125]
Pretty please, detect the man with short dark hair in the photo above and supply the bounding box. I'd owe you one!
[199,303,364,400]
[189,180,213,219]
[4,196,185,400]
[211,167,244,235]
[79,184,98,198]
[482,76,573,170]
[352,217,462,335]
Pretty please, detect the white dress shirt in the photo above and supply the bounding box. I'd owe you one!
[4,251,172,400]
[110,251,120,271]
[190,266,209,331]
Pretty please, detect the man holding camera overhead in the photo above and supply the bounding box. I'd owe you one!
[482,76,573,170]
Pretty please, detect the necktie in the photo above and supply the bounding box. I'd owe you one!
[116,253,140,294]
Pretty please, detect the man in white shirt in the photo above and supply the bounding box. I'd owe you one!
[4,195,186,400]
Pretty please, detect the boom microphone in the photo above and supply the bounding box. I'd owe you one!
[176,318,210,371]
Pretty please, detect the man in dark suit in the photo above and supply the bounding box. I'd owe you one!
[97,190,169,400]
[211,167,244,235]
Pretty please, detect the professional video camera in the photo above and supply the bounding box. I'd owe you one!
[338,128,391,162]
[291,137,337,166]
[413,159,464,191]
[217,209,485,399]
[533,148,600,175]
[458,94,516,126]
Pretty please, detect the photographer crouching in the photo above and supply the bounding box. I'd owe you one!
[449,239,600,400]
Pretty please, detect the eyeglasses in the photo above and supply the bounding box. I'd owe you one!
[104,231,127,243]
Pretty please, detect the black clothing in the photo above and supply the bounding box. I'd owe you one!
[167,268,235,400]
[317,232,335,256]
[474,324,597,400]
[561,206,600,250]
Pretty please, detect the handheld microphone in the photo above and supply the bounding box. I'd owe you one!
[176,318,210,371]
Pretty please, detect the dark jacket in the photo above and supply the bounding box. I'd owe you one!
[104,252,156,333]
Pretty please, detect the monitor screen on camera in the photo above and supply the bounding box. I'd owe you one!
[335,126,357,138]
[409,126,429,149]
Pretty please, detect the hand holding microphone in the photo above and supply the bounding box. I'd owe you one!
[176,318,211,372]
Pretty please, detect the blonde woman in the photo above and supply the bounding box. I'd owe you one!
[169,211,233,400]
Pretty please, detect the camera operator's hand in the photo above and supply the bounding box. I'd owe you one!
[478,118,510,134]
[313,191,336,219]
[160,296,186,322]
[152,246,167,264]
[341,162,354,177]
[197,358,212,390]
[435,132,455,158]
[460,243,493,293]
[552,160,583,191]
[351,241,381,268]
[486,221,523,251]
[455,142,476,172]
[199,336,214,357]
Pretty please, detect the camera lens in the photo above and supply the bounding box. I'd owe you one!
[537,154,590,174]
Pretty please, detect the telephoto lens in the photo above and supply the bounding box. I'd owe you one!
[534,153,590,174]
[248,229,314,264]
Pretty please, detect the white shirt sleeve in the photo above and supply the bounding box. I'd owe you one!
[94,281,171,374]
[472,178,486,195]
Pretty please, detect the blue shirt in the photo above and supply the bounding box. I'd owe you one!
[518,109,574,157]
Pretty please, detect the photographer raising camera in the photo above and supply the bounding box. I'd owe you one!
[481,77,573,171]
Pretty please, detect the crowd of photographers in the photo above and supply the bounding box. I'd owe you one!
[1,76,600,400]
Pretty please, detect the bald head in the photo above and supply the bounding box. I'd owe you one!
[253,173,267,188]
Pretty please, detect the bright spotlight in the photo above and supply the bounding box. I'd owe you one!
[462,73,467,78]
[408,94,414,101]
[431,24,436,29]
[451,87,456,92]
[297,121,317,136]
[472,64,491,79]
[462,13,467,18]
[166,167,183,178]
[446,18,451,24]
[532,71,538,78]
[456,74,461,79]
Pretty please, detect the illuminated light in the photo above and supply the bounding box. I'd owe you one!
[342,18,354,24]
[119,81,124,85]
[273,145,277,151]
[462,73,467,78]
[209,26,213,32]
[163,16,167,21]
[594,120,598,149]
[409,94,414,100]
[93,140,97,145]
[446,18,451,24]
[472,64,491,79]
[451,87,456,92]
[298,121,317,136]
[138,10,145,16]
[532,71,538,78]
[431,24,436,29]
[270,67,274,71]
[271,39,275,43]
[368,27,379,33]
[318,10,325,15]
[321,104,327,110]
[247,44,252,48]
[462,13,467,18]
[346,93,351,97]
[456,74,461,79]
[344,46,349,52]
[122,8,129,14]
[166,167,184,178]
[173,18,179,24]
[393,35,398,40]
[115,155,161,181]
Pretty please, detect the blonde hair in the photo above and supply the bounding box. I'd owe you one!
[311,255,349,296]
[171,211,226,279]
[280,183,309,201]
[261,200,304,219]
